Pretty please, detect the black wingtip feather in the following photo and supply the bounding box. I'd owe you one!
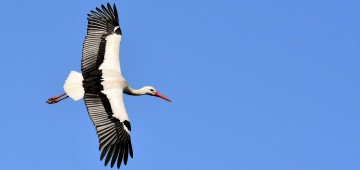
[105,145,116,166]
[129,139,133,158]
[113,4,118,19]
[124,142,129,165]
[101,5,109,18]
[117,146,124,169]
[90,10,98,15]
[95,7,102,13]
[107,3,116,21]
[100,145,110,161]
[110,144,120,168]
[107,3,112,12]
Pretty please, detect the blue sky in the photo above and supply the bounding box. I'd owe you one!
[0,0,359,169]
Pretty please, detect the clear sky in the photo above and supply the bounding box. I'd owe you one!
[0,0,359,170]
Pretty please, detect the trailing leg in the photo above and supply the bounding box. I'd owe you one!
[46,93,69,104]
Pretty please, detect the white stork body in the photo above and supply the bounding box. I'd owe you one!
[47,3,171,169]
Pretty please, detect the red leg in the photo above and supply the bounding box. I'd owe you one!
[46,93,69,104]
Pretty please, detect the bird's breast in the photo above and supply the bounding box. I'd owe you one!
[101,69,127,90]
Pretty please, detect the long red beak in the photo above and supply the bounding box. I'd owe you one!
[154,92,172,102]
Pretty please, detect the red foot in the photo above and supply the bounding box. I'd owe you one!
[46,97,59,104]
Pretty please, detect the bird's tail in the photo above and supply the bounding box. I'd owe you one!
[63,71,84,101]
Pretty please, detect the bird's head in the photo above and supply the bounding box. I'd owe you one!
[141,86,172,102]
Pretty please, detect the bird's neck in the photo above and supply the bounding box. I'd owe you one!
[124,86,145,96]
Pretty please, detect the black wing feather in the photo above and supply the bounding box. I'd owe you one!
[111,144,121,168]
[105,145,116,166]
[123,142,129,165]
[117,145,125,169]
[128,139,133,158]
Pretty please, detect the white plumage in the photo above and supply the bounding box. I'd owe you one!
[63,71,84,101]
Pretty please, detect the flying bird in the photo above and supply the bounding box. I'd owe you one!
[46,3,171,169]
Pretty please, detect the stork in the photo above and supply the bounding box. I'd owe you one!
[46,3,171,169]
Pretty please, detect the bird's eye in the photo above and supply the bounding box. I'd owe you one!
[150,89,154,92]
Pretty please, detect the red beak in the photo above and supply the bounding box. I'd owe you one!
[154,92,172,102]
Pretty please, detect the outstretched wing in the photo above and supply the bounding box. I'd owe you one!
[81,3,132,169]
[84,88,133,169]
[81,3,122,78]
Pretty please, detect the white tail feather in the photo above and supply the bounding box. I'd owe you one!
[63,71,84,101]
